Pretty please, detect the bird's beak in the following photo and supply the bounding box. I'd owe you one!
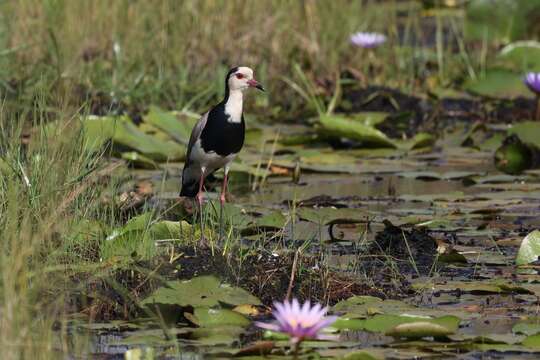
[248,79,265,91]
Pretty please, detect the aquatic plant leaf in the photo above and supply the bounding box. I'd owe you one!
[297,207,368,225]
[124,347,155,360]
[341,350,383,360]
[522,334,540,349]
[149,220,183,241]
[233,341,275,357]
[253,210,287,229]
[112,117,185,161]
[100,213,158,260]
[140,276,261,308]
[398,170,479,181]
[144,106,198,144]
[412,280,533,295]
[499,41,540,72]
[508,122,540,148]
[81,115,185,161]
[385,321,454,338]
[188,307,250,327]
[335,313,460,335]
[513,321,540,336]
[464,69,531,98]
[318,114,396,148]
[332,296,415,316]
[516,230,540,266]
[406,132,436,150]
[80,115,116,151]
[349,112,389,127]
[121,151,160,169]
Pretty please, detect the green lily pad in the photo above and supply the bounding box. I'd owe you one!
[297,207,367,225]
[318,114,396,148]
[190,326,245,346]
[385,320,455,338]
[253,210,288,229]
[121,151,160,169]
[140,275,261,308]
[350,112,389,127]
[334,314,460,335]
[342,350,383,360]
[187,307,250,327]
[523,334,540,349]
[513,321,540,336]
[516,230,540,266]
[144,106,198,144]
[80,115,116,151]
[508,122,540,148]
[464,68,531,98]
[499,41,540,72]
[81,115,185,161]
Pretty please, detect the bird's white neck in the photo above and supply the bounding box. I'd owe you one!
[224,89,243,123]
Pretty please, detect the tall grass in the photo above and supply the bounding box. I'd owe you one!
[0,0,479,116]
[0,92,111,357]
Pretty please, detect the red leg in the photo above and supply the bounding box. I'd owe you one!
[220,171,228,205]
[218,168,229,242]
[196,170,206,244]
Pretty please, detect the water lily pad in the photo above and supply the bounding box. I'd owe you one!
[187,307,250,327]
[385,321,454,338]
[252,210,288,229]
[412,280,533,295]
[297,207,368,225]
[499,41,540,71]
[144,106,197,144]
[523,334,540,349]
[140,275,260,308]
[516,230,540,266]
[335,313,460,335]
[318,114,396,148]
[121,151,160,169]
[350,112,389,127]
[342,350,384,360]
[464,69,531,98]
[513,321,540,336]
[508,122,540,148]
[81,115,185,161]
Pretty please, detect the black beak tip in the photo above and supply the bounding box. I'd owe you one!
[256,84,265,92]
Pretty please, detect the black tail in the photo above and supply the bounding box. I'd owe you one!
[180,180,198,198]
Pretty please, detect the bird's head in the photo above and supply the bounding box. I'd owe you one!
[226,66,264,92]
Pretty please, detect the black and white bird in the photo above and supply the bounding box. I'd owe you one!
[180,66,264,238]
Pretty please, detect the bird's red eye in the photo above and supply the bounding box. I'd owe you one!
[235,73,244,79]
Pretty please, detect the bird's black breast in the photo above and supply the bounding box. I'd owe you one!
[200,103,245,156]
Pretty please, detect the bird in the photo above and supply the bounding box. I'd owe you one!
[180,66,264,241]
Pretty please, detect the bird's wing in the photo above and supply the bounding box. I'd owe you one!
[186,111,209,161]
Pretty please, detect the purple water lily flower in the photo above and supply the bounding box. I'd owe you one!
[350,32,387,48]
[525,72,540,95]
[255,299,337,344]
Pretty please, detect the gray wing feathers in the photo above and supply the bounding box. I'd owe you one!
[185,112,209,161]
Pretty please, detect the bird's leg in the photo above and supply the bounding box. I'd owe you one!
[196,169,206,245]
[218,167,229,242]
